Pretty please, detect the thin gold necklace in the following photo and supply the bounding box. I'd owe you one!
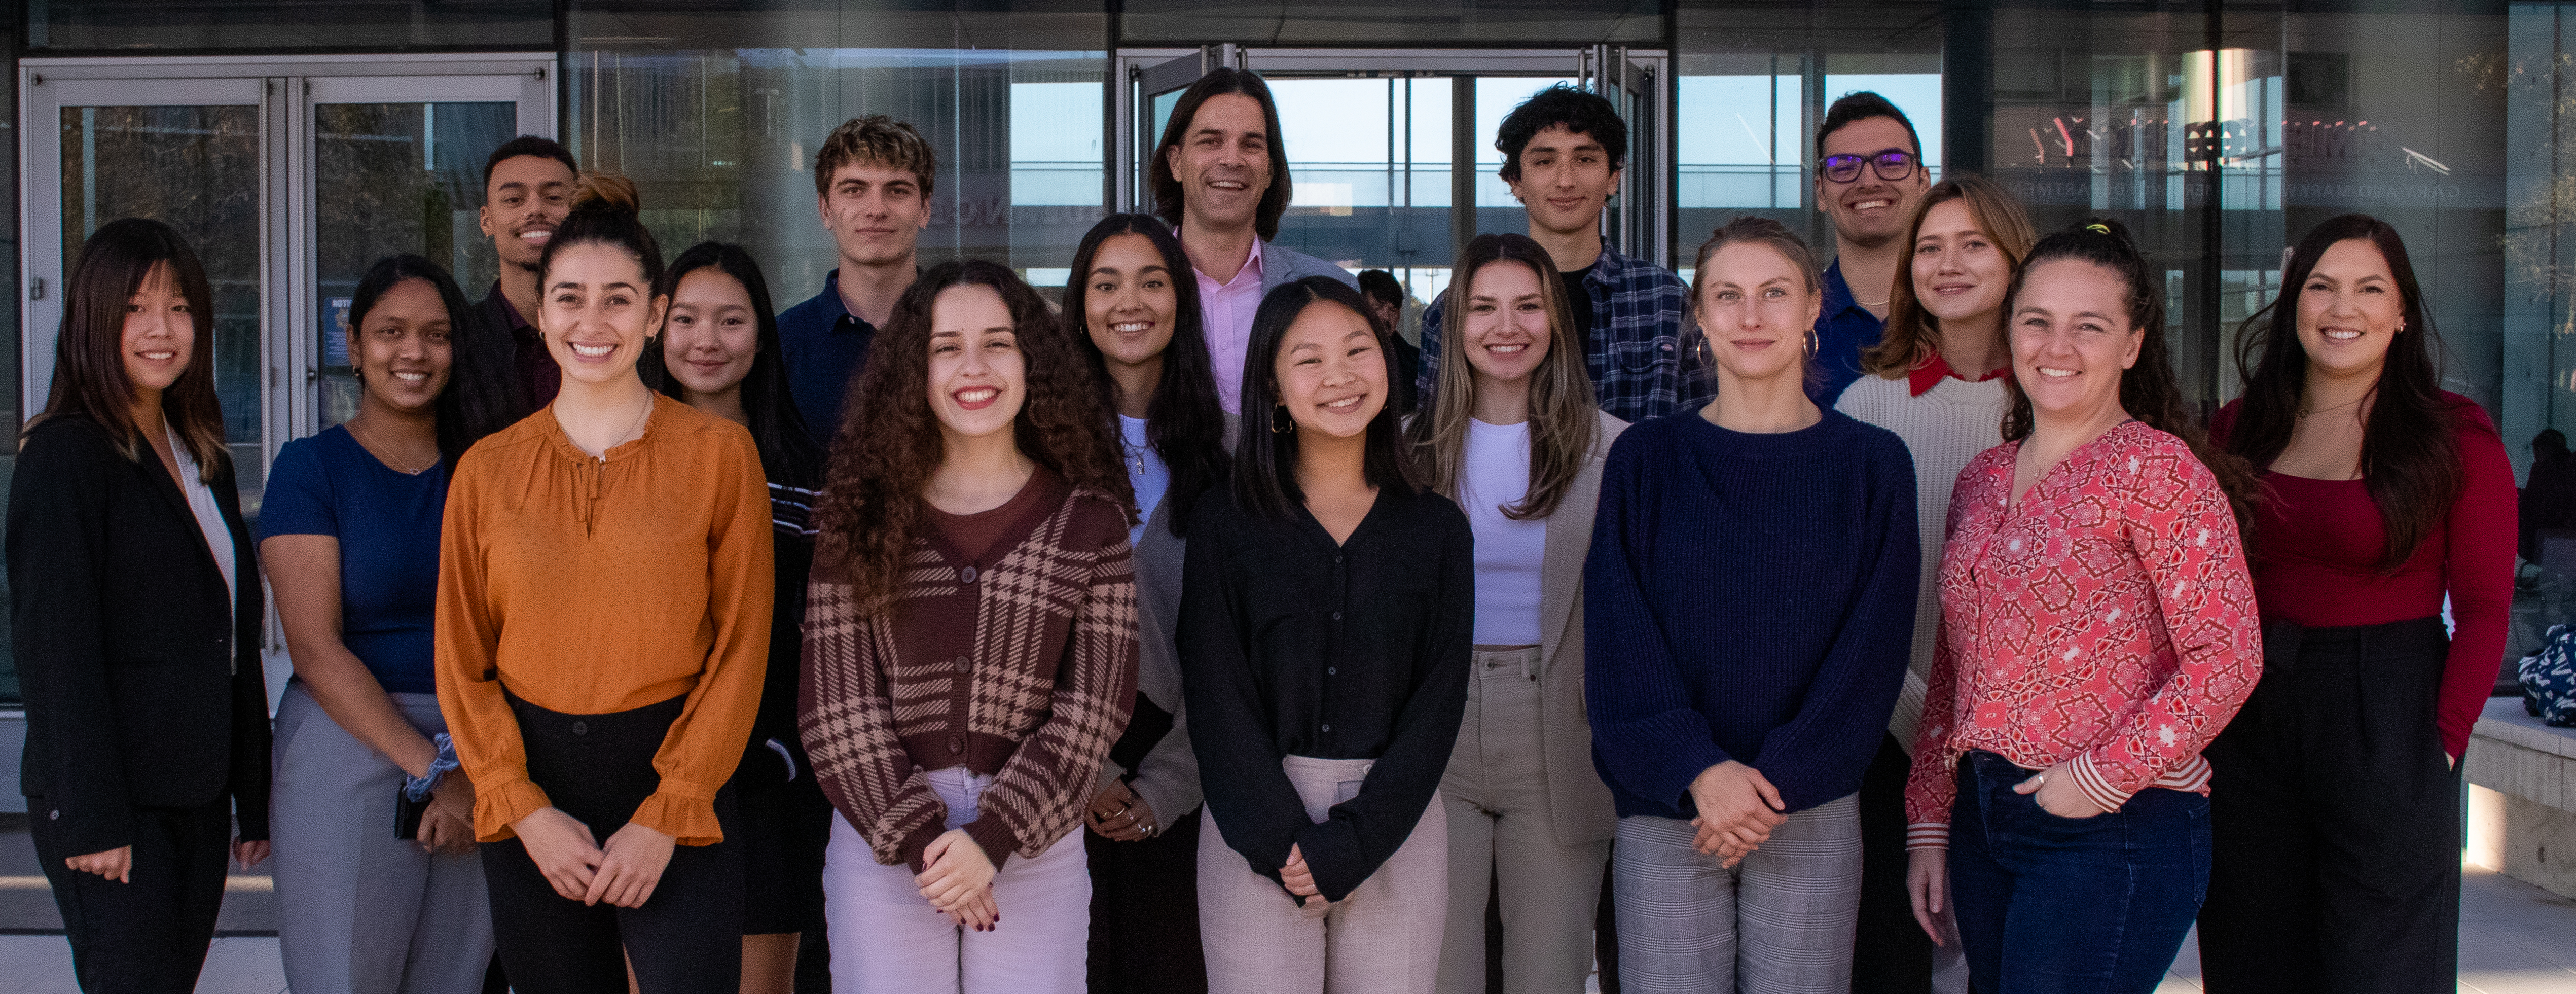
[347,415,436,475]
[557,391,656,459]
[2299,394,2365,418]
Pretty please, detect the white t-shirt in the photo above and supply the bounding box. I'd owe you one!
[1461,418,1548,646]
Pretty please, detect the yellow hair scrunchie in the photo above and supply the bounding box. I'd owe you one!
[2084,222,2112,235]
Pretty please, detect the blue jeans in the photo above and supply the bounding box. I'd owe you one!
[1947,750,2209,994]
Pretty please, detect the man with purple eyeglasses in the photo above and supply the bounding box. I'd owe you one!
[1810,92,1931,408]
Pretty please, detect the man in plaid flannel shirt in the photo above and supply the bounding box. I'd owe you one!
[1415,85,1707,423]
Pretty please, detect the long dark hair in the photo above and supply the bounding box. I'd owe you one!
[2003,218,2257,532]
[347,254,477,464]
[1231,276,1422,521]
[811,260,1133,609]
[1149,68,1293,241]
[1063,215,1230,537]
[641,241,824,491]
[1407,233,1598,520]
[27,218,227,480]
[1862,174,2038,378]
[2227,214,2459,569]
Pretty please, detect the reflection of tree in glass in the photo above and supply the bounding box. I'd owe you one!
[60,105,263,454]
[312,102,513,430]
[2472,50,2576,343]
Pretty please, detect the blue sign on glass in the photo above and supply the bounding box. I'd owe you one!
[324,297,352,367]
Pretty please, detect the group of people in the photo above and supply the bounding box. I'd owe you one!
[7,68,2515,994]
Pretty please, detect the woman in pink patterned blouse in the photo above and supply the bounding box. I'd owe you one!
[1899,219,2263,994]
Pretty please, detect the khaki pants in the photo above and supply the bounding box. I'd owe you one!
[1199,755,1448,994]
[1435,647,1610,994]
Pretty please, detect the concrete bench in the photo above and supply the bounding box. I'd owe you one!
[2465,697,2576,898]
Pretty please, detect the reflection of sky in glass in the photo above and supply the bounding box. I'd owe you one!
[1010,81,1104,205]
[1824,74,1943,168]
[1256,77,1582,209]
[1674,72,1942,208]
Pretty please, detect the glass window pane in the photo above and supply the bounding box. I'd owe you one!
[313,101,517,428]
[567,37,1109,307]
[59,104,264,513]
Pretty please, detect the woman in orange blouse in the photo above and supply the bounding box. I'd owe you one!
[434,176,772,994]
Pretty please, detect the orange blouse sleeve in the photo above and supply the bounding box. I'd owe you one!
[433,452,555,842]
[626,425,774,844]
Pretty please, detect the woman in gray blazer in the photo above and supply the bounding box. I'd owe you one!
[1067,214,1232,992]
[1404,233,1625,994]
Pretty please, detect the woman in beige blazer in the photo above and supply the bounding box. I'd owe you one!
[1405,233,1626,994]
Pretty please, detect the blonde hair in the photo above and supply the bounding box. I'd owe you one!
[1406,234,1601,520]
[1862,174,2038,377]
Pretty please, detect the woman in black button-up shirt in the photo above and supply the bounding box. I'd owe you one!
[1181,275,1473,994]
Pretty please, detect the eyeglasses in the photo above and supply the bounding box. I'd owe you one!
[1821,149,1917,184]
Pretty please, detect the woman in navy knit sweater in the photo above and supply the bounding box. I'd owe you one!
[1584,216,1918,993]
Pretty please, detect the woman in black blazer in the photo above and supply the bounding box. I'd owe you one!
[7,218,272,992]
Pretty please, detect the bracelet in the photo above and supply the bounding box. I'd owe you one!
[403,733,460,802]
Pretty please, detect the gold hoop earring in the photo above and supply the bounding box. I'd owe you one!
[1805,326,1819,356]
[1271,404,1296,435]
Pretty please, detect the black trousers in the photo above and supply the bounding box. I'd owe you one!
[30,797,232,993]
[482,693,744,994]
[1086,807,1209,994]
[2197,616,2460,994]
[1852,732,1933,993]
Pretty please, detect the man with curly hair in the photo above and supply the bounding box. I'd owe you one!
[1415,85,1702,425]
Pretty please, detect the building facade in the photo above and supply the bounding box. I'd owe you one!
[0,1,2567,756]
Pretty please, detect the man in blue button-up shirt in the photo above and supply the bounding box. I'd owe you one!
[1809,92,1932,408]
[776,115,932,442]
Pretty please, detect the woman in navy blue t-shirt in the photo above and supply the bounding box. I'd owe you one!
[261,255,496,994]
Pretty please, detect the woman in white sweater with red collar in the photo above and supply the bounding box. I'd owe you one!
[1831,174,2036,993]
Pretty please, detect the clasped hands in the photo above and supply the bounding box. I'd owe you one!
[1687,760,1786,867]
[918,829,1000,931]
[1280,843,1326,911]
[512,807,677,909]
[1084,779,1158,842]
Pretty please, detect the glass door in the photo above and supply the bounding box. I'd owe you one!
[304,76,527,429]
[21,55,556,520]
[26,76,269,507]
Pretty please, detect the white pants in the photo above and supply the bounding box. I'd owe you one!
[824,767,1092,994]
[1199,755,1449,994]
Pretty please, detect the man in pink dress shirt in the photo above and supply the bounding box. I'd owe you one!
[1147,67,1359,413]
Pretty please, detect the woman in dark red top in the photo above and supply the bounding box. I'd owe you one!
[2198,214,2516,994]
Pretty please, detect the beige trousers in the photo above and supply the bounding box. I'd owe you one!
[1198,755,1449,994]
[1435,647,1611,994]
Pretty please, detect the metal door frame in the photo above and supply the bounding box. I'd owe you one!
[1111,46,1670,267]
